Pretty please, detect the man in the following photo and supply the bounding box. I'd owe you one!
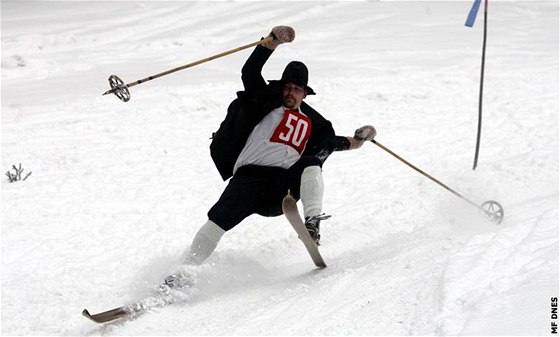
[165,26,375,287]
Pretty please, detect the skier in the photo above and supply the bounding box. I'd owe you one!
[166,26,376,287]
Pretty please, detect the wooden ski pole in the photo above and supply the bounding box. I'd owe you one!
[372,140,477,207]
[103,36,274,102]
[371,140,504,224]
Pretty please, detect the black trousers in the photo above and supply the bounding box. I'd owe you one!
[208,156,321,231]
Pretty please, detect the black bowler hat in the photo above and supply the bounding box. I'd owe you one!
[279,61,316,95]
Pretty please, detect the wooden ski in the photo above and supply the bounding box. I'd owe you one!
[282,193,327,268]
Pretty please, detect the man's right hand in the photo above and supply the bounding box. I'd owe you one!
[263,26,295,50]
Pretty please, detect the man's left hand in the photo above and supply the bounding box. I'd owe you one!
[354,125,376,141]
[348,125,376,149]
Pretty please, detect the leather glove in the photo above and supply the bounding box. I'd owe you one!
[262,26,295,50]
[354,125,377,141]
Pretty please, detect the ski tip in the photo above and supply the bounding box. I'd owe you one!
[82,309,93,320]
[82,306,130,324]
[283,191,296,203]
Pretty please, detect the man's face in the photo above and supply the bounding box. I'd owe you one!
[283,83,307,109]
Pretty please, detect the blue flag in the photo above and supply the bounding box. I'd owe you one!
[465,0,482,27]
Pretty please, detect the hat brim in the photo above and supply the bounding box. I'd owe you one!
[269,80,316,95]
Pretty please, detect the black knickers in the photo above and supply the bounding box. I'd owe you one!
[208,156,321,231]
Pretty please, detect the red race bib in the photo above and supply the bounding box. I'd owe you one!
[270,109,312,154]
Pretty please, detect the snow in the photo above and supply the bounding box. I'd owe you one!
[1,1,558,335]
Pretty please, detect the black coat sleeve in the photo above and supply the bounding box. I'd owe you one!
[331,136,352,151]
[238,45,283,123]
[241,44,273,92]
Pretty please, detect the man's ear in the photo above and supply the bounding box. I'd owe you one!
[303,89,308,99]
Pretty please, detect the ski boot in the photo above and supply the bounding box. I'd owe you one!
[304,214,331,246]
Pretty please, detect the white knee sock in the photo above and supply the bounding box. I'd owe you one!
[300,166,324,219]
[184,220,225,265]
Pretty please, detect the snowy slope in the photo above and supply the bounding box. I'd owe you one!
[1,1,558,335]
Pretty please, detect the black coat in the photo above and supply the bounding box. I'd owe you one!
[210,45,349,181]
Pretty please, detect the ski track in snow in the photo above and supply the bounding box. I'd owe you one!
[1,1,558,335]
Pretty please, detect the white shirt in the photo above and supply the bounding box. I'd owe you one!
[233,106,312,175]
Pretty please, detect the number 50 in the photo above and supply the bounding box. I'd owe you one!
[279,114,309,147]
